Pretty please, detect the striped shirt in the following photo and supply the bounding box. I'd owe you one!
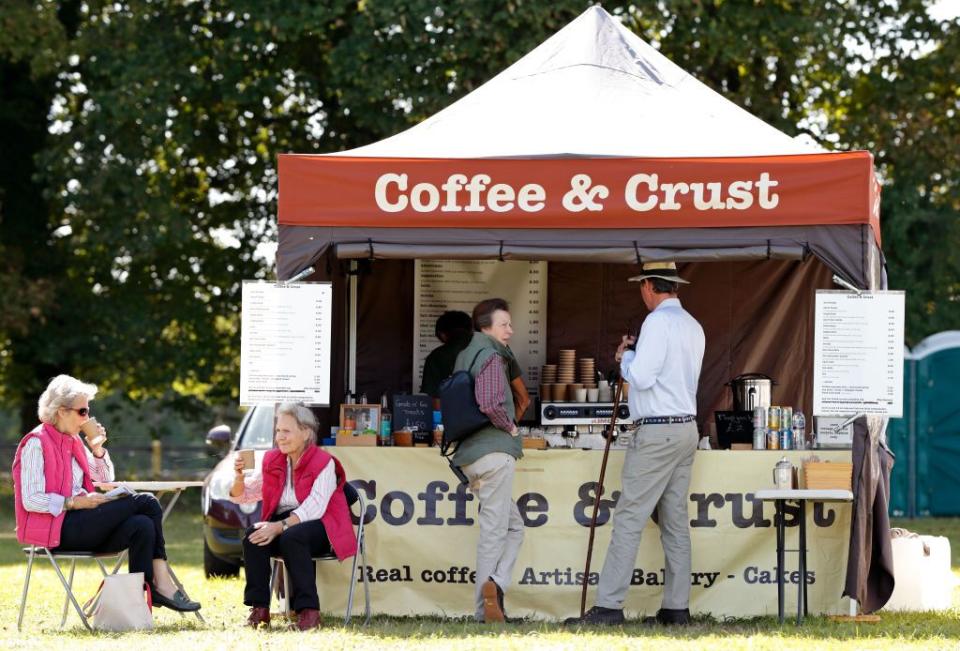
[19,436,115,516]
[230,457,336,523]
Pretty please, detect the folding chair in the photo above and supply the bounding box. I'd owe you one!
[17,545,123,632]
[270,482,371,625]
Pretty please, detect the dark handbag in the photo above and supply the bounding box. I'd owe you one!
[438,349,490,455]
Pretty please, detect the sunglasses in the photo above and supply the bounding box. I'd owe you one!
[64,407,90,417]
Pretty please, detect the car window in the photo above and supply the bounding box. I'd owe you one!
[237,406,276,450]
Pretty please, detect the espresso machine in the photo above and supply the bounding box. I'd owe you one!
[539,401,634,448]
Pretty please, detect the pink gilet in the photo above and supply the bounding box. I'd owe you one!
[12,423,94,547]
[260,445,358,561]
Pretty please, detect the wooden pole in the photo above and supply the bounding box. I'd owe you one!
[579,376,625,617]
[151,439,162,479]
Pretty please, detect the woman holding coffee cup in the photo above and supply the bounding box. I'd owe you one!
[229,403,357,631]
[11,374,201,612]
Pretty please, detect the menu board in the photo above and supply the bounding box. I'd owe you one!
[413,260,547,407]
[813,290,905,417]
[240,281,332,406]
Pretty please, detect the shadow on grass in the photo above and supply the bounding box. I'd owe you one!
[319,610,960,641]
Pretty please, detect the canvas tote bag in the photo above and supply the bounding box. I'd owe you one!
[83,572,153,631]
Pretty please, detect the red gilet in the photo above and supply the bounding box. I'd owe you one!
[12,424,94,547]
[260,445,358,561]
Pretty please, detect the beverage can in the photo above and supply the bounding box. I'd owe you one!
[780,429,792,450]
[781,406,793,433]
[767,406,781,431]
[766,428,780,450]
[753,427,766,450]
[752,407,767,429]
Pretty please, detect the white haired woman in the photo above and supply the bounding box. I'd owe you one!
[230,403,357,631]
[11,375,200,612]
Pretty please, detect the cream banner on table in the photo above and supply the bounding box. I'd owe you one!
[316,449,852,620]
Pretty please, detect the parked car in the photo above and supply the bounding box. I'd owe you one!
[201,405,275,577]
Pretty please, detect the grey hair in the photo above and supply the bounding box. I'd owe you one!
[38,375,98,424]
[276,403,318,444]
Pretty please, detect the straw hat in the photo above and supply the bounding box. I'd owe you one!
[627,261,689,284]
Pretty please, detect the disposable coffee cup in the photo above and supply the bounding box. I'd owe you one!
[574,388,588,402]
[80,418,105,447]
[238,449,256,472]
[587,388,600,402]
[80,417,100,438]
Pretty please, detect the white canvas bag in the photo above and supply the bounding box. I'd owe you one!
[83,572,154,631]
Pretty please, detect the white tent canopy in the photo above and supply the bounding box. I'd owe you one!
[340,6,819,158]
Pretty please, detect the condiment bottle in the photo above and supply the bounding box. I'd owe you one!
[379,394,392,447]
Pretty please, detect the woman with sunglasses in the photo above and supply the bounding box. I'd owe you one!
[11,374,200,612]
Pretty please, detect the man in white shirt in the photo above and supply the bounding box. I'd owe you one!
[568,261,705,627]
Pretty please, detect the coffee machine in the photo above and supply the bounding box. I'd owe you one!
[539,401,633,448]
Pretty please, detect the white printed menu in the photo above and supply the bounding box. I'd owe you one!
[413,260,547,401]
[240,281,332,406]
[813,290,905,417]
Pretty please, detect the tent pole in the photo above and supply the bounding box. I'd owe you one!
[349,260,358,394]
[907,357,917,518]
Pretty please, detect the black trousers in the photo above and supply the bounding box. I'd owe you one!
[55,493,167,584]
[242,510,332,613]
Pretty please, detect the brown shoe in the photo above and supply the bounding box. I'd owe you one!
[247,606,270,628]
[296,608,322,631]
[481,579,504,623]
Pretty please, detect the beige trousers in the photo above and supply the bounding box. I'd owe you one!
[461,452,525,620]
[596,421,699,611]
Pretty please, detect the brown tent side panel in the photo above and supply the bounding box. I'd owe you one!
[342,257,832,434]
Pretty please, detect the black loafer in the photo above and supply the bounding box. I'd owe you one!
[563,606,625,626]
[642,608,690,626]
[152,587,201,612]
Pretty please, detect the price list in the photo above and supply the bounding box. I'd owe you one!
[240,281,332,406]
[813,290,905,417]
[413,260,547,409]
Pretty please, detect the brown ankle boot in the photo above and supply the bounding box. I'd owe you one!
[247,606,270,628]
[296,608,322,631]
[481,579,505,623]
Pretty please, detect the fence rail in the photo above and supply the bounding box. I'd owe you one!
[1,443,218,481]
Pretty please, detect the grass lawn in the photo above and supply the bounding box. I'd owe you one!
[0,488,957,650]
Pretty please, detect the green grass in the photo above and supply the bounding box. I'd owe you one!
[1,489,958,650]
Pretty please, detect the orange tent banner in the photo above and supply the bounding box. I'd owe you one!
[279,152,880,238]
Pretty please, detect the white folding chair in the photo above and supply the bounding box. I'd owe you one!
[17,545,123,631]
[270,484,371,625]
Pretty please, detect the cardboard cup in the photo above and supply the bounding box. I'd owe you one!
[80,418,100,439]
[238,449,256,471]
[540,384,552,402]
[574,388,587,402]
[587,388,600,402]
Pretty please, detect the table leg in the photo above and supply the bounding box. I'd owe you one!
[157,489,183,524]
[799,500,808,620]
[776,499,785,625]
[796,500,805,625]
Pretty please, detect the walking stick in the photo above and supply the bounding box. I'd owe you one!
[579,371,626,617]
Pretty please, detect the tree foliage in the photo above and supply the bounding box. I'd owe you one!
[0,0,957,429]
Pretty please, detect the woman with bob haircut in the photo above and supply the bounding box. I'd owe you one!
[230,402,357,631]
[12,374,200,611]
